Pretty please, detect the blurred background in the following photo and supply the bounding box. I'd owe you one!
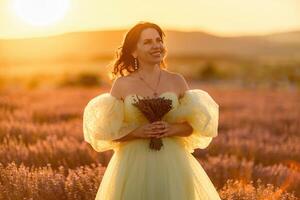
[0,0,299,199]
[0,0,299,89]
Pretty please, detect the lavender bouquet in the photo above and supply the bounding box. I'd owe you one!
[132,95,173,151]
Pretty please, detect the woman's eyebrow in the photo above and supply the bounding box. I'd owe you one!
[143,37,161,41]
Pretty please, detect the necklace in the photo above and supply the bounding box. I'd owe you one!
[137,68,162,97]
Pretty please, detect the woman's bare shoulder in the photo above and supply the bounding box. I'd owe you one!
[164,70,190,91]
[110,74,138,98]
[110,76,129,99]
[163,69,182,78]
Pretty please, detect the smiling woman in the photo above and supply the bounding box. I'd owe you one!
[12,0,70,27]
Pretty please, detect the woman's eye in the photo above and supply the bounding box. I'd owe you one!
[144,39,162,44]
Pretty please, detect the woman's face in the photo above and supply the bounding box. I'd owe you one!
[132,28,165,65]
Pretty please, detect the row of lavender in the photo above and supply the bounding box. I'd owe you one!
[0,86,299,199]
[0,160,298,200]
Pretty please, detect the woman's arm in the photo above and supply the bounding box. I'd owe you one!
[114,121,193,141]
[113,123,165,142]
[169,121,193,137]
[168,73,193,137]
[113,128,140,142]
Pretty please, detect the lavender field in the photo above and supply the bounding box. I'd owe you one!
[0,83,299,200]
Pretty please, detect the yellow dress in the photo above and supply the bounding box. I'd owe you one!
[83,89,221,200]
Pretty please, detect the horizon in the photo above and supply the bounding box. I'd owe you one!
[1,26,300,40]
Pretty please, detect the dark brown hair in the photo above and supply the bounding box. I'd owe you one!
[110,22,167,80]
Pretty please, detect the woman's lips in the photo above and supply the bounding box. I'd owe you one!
[150,51,161,57]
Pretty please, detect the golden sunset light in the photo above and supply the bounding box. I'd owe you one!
[11,0,70,27]
[0,0,299,39]
[0,0,299,199]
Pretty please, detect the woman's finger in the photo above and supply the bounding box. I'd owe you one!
[151,126,165,130]
[151,121,165,126]
[147,132,161,138]
[146,129,168,137]
[145,129,162,134]
[156,129,170,138]
[144,125,157,131]
[153,128,169,135]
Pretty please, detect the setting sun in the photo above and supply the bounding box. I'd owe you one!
[12,0,70,27]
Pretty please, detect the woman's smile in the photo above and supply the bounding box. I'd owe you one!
[150,50,161,57]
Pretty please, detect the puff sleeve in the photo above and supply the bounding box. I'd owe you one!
[83,93,138,152]
[171,89,219,153]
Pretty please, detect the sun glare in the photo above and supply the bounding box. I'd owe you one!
[12,0,70,27]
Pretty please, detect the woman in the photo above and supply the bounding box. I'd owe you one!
[83,22,221,200]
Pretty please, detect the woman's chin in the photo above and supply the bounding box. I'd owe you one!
[149,57,163,64]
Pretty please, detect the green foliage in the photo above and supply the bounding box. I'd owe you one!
[58,72,102,87]
[198,62,220,80]
[196,61,232,81]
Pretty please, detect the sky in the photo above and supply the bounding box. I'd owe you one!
[0,0,299,39]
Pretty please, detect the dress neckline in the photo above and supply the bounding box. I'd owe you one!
[110,90,187,102]
[123,91,182,102]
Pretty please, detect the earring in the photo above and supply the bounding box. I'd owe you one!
[134,57,138,70]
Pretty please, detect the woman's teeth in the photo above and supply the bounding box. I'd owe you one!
[150,51,161,56]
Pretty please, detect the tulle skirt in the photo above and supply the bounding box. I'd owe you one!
[96,137,221,200]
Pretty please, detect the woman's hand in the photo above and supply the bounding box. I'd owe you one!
[151,120,193,138]
[130,120,192,139]
[151,120,176,138]
[131,122,168,139]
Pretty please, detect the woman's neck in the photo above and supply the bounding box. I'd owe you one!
[137,63,160,75]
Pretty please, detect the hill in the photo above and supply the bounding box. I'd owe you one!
[0,30,300,64]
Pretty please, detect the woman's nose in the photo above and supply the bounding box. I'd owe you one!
[153,41,162,48]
